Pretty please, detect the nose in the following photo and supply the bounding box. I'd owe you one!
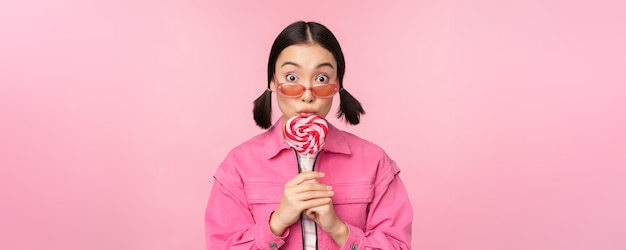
[300,87,315,103]
[300,81,315,103]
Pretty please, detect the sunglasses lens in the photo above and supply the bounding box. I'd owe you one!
[278,84,304,97]
[313,85,338,97]
[277,83,338,97]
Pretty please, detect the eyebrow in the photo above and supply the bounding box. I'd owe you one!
[281,61,335,69]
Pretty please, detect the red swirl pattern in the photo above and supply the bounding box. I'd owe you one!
[284,115,328,155]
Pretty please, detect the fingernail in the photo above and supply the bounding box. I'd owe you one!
[326,186,333,190]
[318,172,325,177]
[328,191,334,196]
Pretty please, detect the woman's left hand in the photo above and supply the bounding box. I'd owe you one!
[304,201,348,246]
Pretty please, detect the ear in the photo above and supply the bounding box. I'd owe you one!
[269,77,277,92]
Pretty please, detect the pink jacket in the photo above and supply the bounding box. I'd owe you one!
[205,120,413,249]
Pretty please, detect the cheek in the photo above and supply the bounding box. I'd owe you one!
[323,99,333,108]
[317,99,334,116]
[275,95,295,111]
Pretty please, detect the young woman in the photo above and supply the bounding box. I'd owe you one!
[205,21,413,249]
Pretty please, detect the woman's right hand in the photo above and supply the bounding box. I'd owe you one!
[269,171,334,236]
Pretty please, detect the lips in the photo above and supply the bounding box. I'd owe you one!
[297,110,316,116]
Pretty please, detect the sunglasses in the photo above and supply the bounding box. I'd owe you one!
[273,76,340,98]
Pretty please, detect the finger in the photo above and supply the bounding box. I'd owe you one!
[289,190,334,203]
[298,197,332,211]
[286,172,325,187]
[304,209,316,220]
[289,182,333,194]
[301,178,320,184]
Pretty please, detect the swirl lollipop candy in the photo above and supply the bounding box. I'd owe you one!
[284,114,328,248]
[284,115,328,156]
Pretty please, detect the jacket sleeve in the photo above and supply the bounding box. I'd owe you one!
[205,162,290,250]
[334,155,413,250]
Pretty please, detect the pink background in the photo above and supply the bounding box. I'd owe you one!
[1,0,625,249]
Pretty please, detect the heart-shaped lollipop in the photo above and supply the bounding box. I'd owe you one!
[284,115,328,155]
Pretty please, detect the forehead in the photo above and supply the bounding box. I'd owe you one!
[276,43,336,69]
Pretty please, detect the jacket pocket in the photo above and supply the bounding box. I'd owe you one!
[330,179,375,204]
[243,180,284,224]
[327,180,375,237]
[244,180,284,204]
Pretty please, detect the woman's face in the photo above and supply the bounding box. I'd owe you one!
[271,43,338,125]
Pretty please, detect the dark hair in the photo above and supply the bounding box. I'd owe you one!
[253,21,365,129]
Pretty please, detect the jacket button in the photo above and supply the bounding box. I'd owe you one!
[351,243,358,250]
[269,242,277,248]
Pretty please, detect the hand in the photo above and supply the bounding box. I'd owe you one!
[304,201,349,247]
[269,171,334,236]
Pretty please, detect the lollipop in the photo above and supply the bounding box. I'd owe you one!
[285,115,328,247]
[284,115,328,155]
